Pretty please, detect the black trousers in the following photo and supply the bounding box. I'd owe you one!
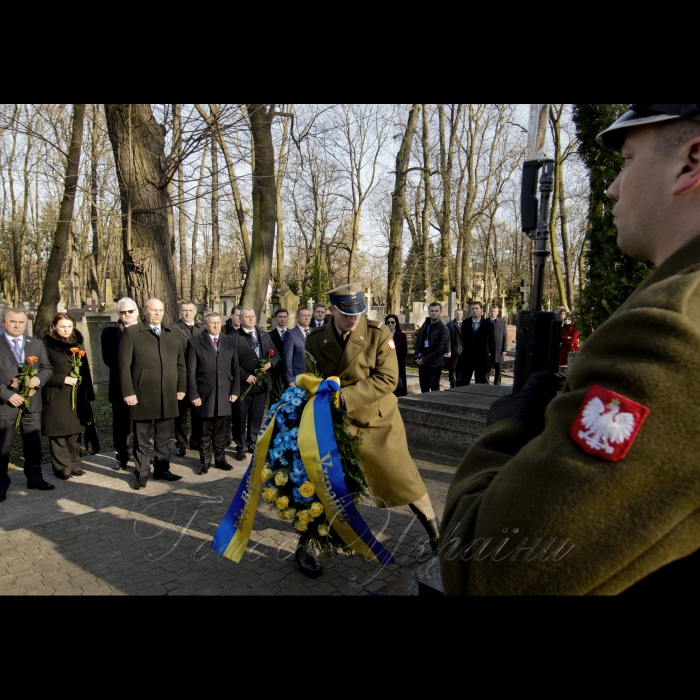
[448,355,461,388]
[111,399,132,461]
[489,362,502,385]
[49,434,82,476]
[0,410,42,487]
[419,366,442,393]
[175,398,202,449]
[200,416,228,466]
[133,419,172,478]
[232,391,266,454]
[458,363,490,386]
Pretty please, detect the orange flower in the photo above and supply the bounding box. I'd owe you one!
[78,350,86,357]
[70,347,80,354]
[26,356,38,364]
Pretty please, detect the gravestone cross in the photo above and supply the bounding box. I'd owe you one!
[519,279,531,311]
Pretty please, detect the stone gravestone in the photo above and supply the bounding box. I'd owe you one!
[281,289,300,328]
[411,301,425,326]
[447,291,458,320]
[102,279,116,311]
[57,281,67,313]
[72,311,119,393]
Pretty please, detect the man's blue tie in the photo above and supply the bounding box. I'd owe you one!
[252,333,260,359]
[153,326,161,338]
[12,338,22,367]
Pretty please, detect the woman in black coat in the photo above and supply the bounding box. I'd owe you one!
[42,313,95,479]
[385,314,408,397]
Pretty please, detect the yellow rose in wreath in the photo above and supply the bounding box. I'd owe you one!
[262,487,279,502]
[261,465,274,482]
[309,501,324,518]
[297,509,314,525]
[275,495,289,510]
[274,471,289,487]
[294,520,308,532]
[318,524,329,537]
[298,481,315,498]
[277,507,296,521]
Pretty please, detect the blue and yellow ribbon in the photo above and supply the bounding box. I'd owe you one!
[296,374,395,566]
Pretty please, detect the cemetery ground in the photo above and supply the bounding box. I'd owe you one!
[0,391,459,596]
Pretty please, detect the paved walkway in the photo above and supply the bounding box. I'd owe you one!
[0,444,460,596]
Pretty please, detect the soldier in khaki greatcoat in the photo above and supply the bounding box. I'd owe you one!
[441,104,700,595]
[300,283,439,577]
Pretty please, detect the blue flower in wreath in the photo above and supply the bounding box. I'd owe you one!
[290,466,306,484]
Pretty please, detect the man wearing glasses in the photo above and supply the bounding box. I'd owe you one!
[101,297,140,469]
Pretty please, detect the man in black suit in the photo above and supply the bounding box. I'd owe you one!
[268,308,288,403]
[487,304,508,385]
[101,296,140,469]
[283,307,311,387]
[222,305,242,336]
[232,306,280,460]
[310,304,328,329]
[0,308,55,501]
[457,301,495,386]
[119,298,186,490]
[174,300,203,456]
[446,308,464,388]
[186,312,240,474]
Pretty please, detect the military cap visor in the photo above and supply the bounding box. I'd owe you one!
[596,104,700,150]
[327,284,367,315]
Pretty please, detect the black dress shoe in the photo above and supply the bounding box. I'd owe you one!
[53,473,71,481]
[295,543,323,578]
[409,504,440,554]
[27,480,56,491]
[71,469,86,477]
[176,447,187,457]
[247,447,255,454]
[115,458,128,470]
[132,476,148,490]
[154,470,183,481]
[199,463,210,475]
[235,452,246,461]
[214,461,232,471]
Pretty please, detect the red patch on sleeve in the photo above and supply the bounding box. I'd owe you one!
[570,385,650,462]
[387,339,396,350]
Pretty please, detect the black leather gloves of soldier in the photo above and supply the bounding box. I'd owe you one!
[486,370,560,436]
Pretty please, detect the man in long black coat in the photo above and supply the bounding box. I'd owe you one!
[268,308,288,403]
[232,306,279,460]
[186,312,240,474]
[0,308,54,501]
[101,296,140,469]
[458,301,495,385]
[119,298,186,490]
[174,301,203,456]
[487,304,508,385]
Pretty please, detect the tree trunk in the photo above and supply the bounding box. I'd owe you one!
[36,104,85,334]
[191,140,208,300]
[548,105,569,310]
[174,104,187,299]
[274,113,291,288]
[104,104,178,321]
[88,105,100,304]
[387,104,419,314]
[210,137,220,305]
[421,105,432,301]
[241,104,277,317]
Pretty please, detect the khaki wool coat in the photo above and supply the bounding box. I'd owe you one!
[440,235,700,595]
[305,316,426,508]
[118,321,186,421]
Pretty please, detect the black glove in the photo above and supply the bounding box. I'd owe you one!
[486,370,559,436]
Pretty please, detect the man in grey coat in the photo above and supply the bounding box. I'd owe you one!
[119,298,186,490]
[487,304,508,385]
[0,308,54,502]
[186,313,240,474]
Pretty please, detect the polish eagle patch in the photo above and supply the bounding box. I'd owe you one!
[571,385,649,462]
[387,339,396,350]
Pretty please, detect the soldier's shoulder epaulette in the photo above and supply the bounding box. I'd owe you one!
[367,319,385,330]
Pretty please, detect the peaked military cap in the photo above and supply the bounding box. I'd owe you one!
[327,283,366,315]
[597,104,700,151]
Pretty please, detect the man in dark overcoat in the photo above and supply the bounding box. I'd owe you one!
[414,302,449,392]
[446,308,464,388]
[119,298,186,490]
[487,304,508,385]
[186,312,240,474]
[457,301,495,385]
[0,308,54,501]
[101,296,140,469]
[268,308,288,403]
[174,300,203,456]
[440,104,700,595]
[232,306,279,461]
[283,308,311,387]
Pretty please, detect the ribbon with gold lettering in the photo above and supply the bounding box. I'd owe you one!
[296,373,395,565]
[211,407,278,562]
